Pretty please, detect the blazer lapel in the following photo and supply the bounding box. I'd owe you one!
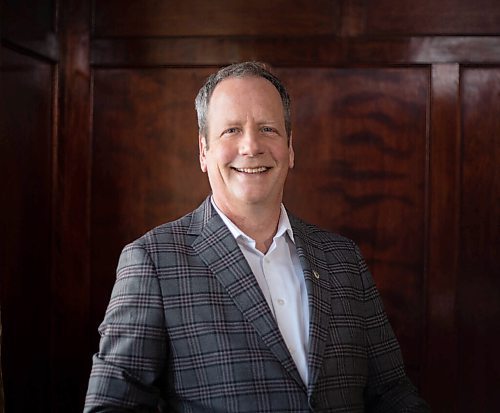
[190,198,305,389]
[290,215,333,397]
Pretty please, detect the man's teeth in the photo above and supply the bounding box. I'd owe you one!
[235,167,268,173]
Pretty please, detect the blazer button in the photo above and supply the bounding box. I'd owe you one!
[309,396,317,410]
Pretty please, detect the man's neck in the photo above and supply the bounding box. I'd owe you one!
[213,198,281,254]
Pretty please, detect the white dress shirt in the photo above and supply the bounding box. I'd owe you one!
[212,199,310,385]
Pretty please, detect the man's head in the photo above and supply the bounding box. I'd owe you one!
[196,62,294,213]
[195,62,292,144]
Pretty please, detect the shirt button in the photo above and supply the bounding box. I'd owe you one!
[277,298,285,306]
[264,257,270,264]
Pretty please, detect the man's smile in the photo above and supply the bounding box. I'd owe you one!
[231,166,271,174]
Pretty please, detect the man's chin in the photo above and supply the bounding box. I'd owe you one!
[232,191,281,207]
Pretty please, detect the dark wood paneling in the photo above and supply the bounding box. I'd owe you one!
[348,37,500,65]
[93,0,500,38]
[459,68,500,411]
[1,2,58,412]
[91,37,500,67]
[2,0,55,36]
[2,0,500,412]
[280,67,428,384]
[423,64,460,412]
[340,0,366,37]
[93,0,340,37]
[366,0,500,35]
[0,46,53,413]
[90,68,212,337]
[50,0,92,411]
[1,0,58,61]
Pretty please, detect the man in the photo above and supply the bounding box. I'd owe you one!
[84,62,430,412]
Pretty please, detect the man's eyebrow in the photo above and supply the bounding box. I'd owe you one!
[257,120,280,124]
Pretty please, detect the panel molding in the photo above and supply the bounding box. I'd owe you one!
[51,0,92,411]
[92,0,341,37]
[422,63,461,411]
[458,66,500,411]
[0,36,59,63]
[1,0,59,62]
[0,45,54,413]
[91,36,500,68]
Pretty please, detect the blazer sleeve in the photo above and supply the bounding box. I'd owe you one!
[357,245,431,412]
[84,242,167,413]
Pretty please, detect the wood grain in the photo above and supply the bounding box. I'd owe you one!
[50,0,92,411]
[459,67,500,411]
[91,37,500,67]
[366,0,500,35]
[423,63,460,411]
[93,0,341,37]
[0,46,53,413]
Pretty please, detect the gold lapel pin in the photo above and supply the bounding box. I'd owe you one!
[313,270,320,279]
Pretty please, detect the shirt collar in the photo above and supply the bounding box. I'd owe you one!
[210,197,295,245]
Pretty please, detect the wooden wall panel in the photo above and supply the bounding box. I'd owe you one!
[90,68,212,333]
[423,64,460,412]
[366,0,500,35]
[1,1,58,411]
[50,1,93,411]
[1,0,58,61]
[2,0,55,36]
[0,46,54,413]
[281,67,428,383]
[93,0,341,37]
[459,68,500,410]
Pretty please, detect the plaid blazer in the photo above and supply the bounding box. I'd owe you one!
[85,197,429,412]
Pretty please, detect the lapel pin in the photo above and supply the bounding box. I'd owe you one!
[313,270,320,279]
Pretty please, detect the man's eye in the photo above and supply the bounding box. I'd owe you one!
[223,128,239,135]
[262,127,276,133]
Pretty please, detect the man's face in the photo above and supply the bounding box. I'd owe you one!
[199,76,294,213]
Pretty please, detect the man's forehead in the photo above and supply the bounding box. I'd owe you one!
[211,76,278,98]
[209,98,284,125]
[205,76,285,129]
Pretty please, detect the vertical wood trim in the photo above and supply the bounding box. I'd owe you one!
[51,0,92,411]
[423,63,461,412]
[341,0,367,37]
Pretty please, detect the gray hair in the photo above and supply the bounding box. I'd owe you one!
[195,61,291,142]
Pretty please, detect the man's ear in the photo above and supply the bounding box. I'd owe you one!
[199,134,208,172]
[288,133,295,169]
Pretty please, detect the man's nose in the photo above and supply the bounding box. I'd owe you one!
[239,129,264,156]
